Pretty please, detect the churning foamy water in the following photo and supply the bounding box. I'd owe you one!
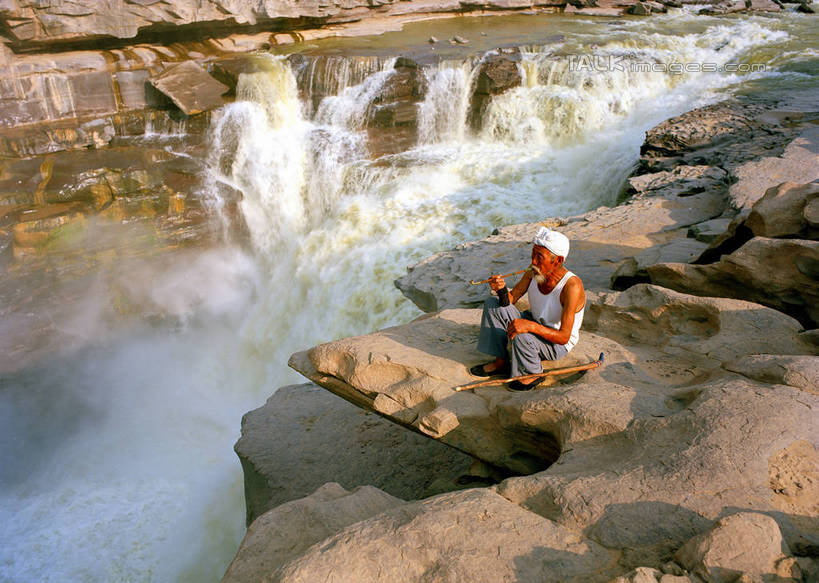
[1,9,816,582]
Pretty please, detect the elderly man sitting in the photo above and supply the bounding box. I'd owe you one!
[471,227,586,391]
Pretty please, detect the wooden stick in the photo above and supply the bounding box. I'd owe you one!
[469,269,528,285]
[455,353,605,391]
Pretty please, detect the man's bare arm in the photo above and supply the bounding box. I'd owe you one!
[509,270,533,304]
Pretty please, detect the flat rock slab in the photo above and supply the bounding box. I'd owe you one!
[149,61,229,116]
[273,488,620,583]
[235,383,475,524]
[728,126,819,209]
[290,284,810,475]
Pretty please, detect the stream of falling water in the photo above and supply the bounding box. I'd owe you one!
[0,9,816,583]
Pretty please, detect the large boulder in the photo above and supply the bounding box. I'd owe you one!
[222,482,404,583]
[469,54,522,130]
[272,488,620,583]
[647,237,819,328]
[235,383,475,524]
[744,181,819,239]
[673,513,794,583]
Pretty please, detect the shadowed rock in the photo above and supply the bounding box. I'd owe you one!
[234,383,475,525]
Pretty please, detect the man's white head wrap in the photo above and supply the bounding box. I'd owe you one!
[533,226,570,258]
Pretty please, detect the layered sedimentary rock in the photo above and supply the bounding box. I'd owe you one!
[647,181,819,327]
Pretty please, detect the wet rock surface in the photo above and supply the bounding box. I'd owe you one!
[149,61,229,116]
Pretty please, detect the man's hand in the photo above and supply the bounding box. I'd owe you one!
[488,275,506,292]
[506,318,532,340]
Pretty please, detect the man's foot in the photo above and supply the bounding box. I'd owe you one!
[507,378,542,392]
[469,359,509,377]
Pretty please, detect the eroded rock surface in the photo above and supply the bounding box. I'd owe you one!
[271,488,620,583]
[290,284,811,475]
[222,483,404,583]
[648,235,819,328]
[235,383,475,524]
[496,376,819,567]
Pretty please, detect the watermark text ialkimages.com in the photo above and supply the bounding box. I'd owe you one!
[567,54,767,74]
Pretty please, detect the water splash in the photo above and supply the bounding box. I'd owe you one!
[418,60,479,144]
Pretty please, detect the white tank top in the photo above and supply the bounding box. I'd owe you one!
[527,270,584,352]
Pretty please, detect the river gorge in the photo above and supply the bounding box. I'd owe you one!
[0,5,817,582]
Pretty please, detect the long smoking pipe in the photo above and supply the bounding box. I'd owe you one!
[469,269,529,285]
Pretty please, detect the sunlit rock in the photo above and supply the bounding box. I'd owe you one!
[648,237,819,327]
[291,284,810,475]
[728,127,819,209]
[222,482,404,583]
[149,61,230,116]
[724,355,819,394]
[496,376,819,567]
[272,488,620,583]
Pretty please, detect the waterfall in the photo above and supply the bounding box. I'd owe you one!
[2,11,808,583]
[295,55,389,116]
[418,60,479,144]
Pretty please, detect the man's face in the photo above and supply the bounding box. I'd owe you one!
[531,245,562,276]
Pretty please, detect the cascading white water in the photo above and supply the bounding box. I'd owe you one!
[418,60,479,144]
[296,55,389,116]
[204,57,310,255]
[2,9,815,583]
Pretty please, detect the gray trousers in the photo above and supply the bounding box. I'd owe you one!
[477,296,568,377]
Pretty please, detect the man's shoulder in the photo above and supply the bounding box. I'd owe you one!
[565,271,584,289]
